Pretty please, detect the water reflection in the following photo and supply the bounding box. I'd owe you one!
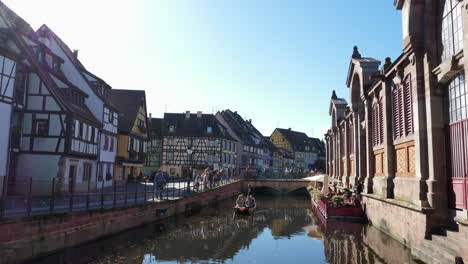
[28,196,417,264]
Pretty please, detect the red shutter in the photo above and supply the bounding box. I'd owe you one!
[404,76,413,135]
[393,85,404,139]
[349,123,354,154]
[379,99,384,144]
[373,104,378,146]
[393,87,400,139]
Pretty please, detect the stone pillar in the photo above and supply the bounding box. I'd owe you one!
[344,120,350,187]
[325,137,329,176]
[363,97,374,194]
[353,110,360,185]
[383,81,395,198]
[423,0,449,221]
[412,47,430,208]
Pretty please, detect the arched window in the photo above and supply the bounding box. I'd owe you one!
[441,0,463,61]
[392,75,414,139]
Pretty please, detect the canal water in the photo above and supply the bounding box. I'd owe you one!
[29,195,420,264]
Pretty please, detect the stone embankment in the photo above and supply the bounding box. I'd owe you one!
[0,181,243,264]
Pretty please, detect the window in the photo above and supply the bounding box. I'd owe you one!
[98,164,104,181]
[207,126,212,133]
[83,163,92,181]
[110,137,114,152]
[448,72,468,123]
[138,119,144,128]
[106,164,112,180]
[169,125,175,132]
[37,50,44,63]
[392,76,414,139]
[109,110,114,123]
[372,98,384,146]
[167,152,174,161]
[35,119,49,136]
[103,135,109,150]
[52,58,61,72]
[441,0,463,61]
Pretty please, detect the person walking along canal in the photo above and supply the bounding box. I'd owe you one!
[154,170,166,200]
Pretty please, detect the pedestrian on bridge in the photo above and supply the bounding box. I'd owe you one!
[155,170,166,200]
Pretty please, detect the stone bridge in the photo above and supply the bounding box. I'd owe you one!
[241,179,309,194]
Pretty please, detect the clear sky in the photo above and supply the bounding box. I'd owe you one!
[4,0,403,138]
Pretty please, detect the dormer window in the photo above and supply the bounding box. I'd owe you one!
[52,59,61,72]
[207,126,213,133]
[37,50,44,63]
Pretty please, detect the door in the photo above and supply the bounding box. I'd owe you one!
[447,73,468,209]
[68,165,76,193]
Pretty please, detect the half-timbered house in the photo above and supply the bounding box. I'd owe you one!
[110,90,148,181]
[270,128,324,171]
[35,25,119,188]
[0,2,102,195]
[144,117,163,174]
[0,6,22,197]
[161,112,237,178]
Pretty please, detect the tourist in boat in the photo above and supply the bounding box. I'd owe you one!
[246,195,256,213]
[234,193,249,215]
[247,184,254,197]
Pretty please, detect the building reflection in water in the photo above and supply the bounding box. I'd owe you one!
[28,196,418,264]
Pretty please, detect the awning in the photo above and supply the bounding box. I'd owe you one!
[303,174,341,182]
[122,162,144,168]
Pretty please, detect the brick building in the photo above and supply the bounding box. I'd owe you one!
[325,1,468,262]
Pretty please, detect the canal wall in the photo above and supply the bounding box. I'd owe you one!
[0,181,243,264]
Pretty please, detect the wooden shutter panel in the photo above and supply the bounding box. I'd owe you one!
[379,99,384,144]
[404,76,413,135]
[373,104,378,146]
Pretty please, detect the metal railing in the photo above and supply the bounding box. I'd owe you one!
[0,175,241,219]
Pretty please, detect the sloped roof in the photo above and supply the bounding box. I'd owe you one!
[110,89,146,134]
[275,128,320,152]
[149,118,164,137]
[162,113,236,141]
[0,1,101,126]
[217,109,263,146]
[36,24,118,111]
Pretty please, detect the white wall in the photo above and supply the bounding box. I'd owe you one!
[16,154,60,181]
[0,103,12,178]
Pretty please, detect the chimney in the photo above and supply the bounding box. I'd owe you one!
[185,111,190,119]
[197,111,202,118]
[73,50,79,59]
[248,119,252,123]
[288,128,291,131]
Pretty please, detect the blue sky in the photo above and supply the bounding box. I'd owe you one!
[5,0,402,138]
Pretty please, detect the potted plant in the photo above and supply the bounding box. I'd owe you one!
[331,195,345,208]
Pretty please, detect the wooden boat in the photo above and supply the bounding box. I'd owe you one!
[234,207,251,216]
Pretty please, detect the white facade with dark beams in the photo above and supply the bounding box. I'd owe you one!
[0,2,104,195]
[36,25,119,188]
[161,112,237,178]
[0,14,22,197]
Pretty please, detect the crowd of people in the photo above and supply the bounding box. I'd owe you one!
[192,168,228,192]
[149,167,234,200]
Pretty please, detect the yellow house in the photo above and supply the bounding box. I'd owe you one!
[270,128,294,152]
[110,90,149,181]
